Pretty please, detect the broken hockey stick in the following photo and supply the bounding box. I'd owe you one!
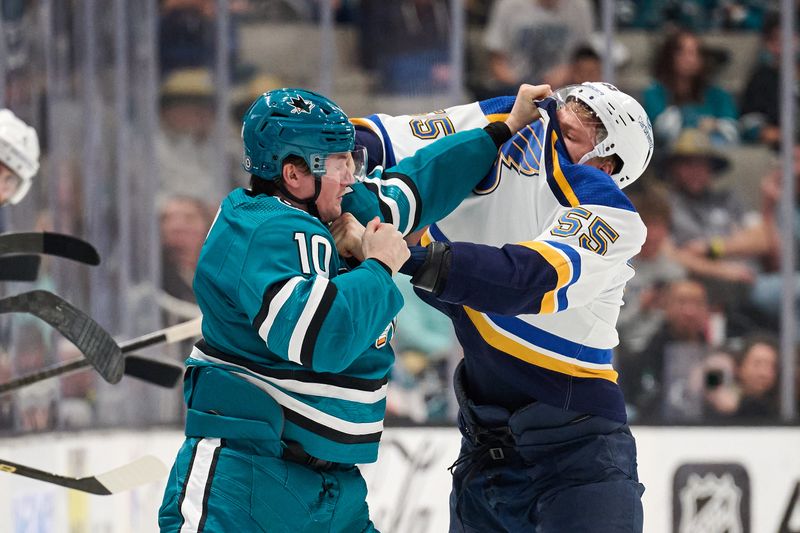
[0,290,200,393]
[0,255,42,282]
[0,454,168,495]
[0,232,100,265]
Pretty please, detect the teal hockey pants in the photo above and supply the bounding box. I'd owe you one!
[159,437,378,533]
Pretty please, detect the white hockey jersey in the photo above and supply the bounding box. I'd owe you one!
[354,96,646,421]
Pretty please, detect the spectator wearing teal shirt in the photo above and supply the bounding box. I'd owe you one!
[644,29,739,147]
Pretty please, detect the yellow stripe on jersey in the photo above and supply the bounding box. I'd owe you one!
[485,113,509,123]
[464,307,619,382]
[526,124,543,151]
[349,117,377,132]
[420,229,433,247]
[550,130,579,207]
[515,240,570,314]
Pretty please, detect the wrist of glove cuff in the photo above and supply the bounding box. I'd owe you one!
[483,121,513,148]
[410,241,452,296]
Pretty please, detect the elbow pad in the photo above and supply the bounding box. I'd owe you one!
[410,241,452,296]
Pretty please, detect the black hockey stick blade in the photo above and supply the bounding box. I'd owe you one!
[0,255,41,281]
[0,290,123,383]
[0,232,100,265]
[0,455,168,495]
[0,315,200,394]
[124,355,184,388]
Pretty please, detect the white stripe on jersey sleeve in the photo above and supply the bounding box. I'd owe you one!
[380,175,418,235]
[364,175,401,228]
[287,276,330,364]
[258,276,304,347]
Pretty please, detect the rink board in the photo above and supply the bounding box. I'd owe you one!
[0,426,797,532]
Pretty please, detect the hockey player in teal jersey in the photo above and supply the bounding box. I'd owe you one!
[158,85,548,533]
[349,83,655,532]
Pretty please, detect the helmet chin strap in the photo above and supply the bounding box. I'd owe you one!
[275,177,323,219]
[577,146,601,166]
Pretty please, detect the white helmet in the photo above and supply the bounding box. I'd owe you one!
[0,109,40,204]
[553,82,653,189]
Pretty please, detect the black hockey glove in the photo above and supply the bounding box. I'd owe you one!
[409,241,452,296]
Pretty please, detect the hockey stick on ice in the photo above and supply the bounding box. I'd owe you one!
[0,255,42,281]
[0,292,200,394]
[0,232,100,265]
[0,455,168,495]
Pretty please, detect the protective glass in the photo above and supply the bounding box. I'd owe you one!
[551,85,609,148]
[309,145,368,183]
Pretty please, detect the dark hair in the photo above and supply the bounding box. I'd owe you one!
[249,155,309,196]
[571,45,600,64]
[762,10,781,40]
[652,29,709,104]
[737,333,779,365]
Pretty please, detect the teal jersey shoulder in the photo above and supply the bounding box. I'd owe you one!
[189,188,403,464]
[343,127,499,235]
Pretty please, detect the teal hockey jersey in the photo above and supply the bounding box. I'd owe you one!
[186,127,502,464]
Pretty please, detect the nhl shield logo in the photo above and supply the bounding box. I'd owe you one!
[673,463,750,533]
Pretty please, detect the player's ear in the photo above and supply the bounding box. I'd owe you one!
[282,163,302,192]
[592,158,616,176]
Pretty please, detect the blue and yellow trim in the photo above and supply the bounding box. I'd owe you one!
[515,240,572,314]
[548,130,579,207]
[463,307,618,382]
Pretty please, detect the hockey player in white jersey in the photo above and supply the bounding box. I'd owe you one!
[0,109,39,206]
[348,83,654,532]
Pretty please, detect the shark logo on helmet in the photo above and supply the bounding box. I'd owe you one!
[290,95,315,114]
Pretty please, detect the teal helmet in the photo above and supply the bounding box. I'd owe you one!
[241,88,356,180]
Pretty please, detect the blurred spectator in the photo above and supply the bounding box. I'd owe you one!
[359,0,452,95]
[0,351,13,431]
[55,338,95,430]
[12,323,56,432]
[230,72,284,125]
[618,187,686,352]
[740,11,799,148]
[644,29,739,147]
[159,195,212,321]
[614,1,766,31]
[159,0,245,80]
[156,68,242,204]
[697,349,740,421]
[619,279,711,422]
[735,334,779,420]
[483,0,594,94]
[160,0,216,77]
[565,45,603,85]
[663,130,762,313]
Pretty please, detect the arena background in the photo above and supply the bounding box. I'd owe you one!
[0,1,798,531]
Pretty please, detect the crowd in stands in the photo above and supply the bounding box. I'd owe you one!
[0,0,798,432]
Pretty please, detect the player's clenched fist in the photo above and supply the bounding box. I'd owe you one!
[504,83,553,134]
[362,217,410,274]
[331,212,366,261]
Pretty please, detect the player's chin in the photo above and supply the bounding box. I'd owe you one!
[320,205,342,223]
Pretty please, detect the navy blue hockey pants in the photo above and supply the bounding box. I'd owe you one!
[449,365,644,532]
